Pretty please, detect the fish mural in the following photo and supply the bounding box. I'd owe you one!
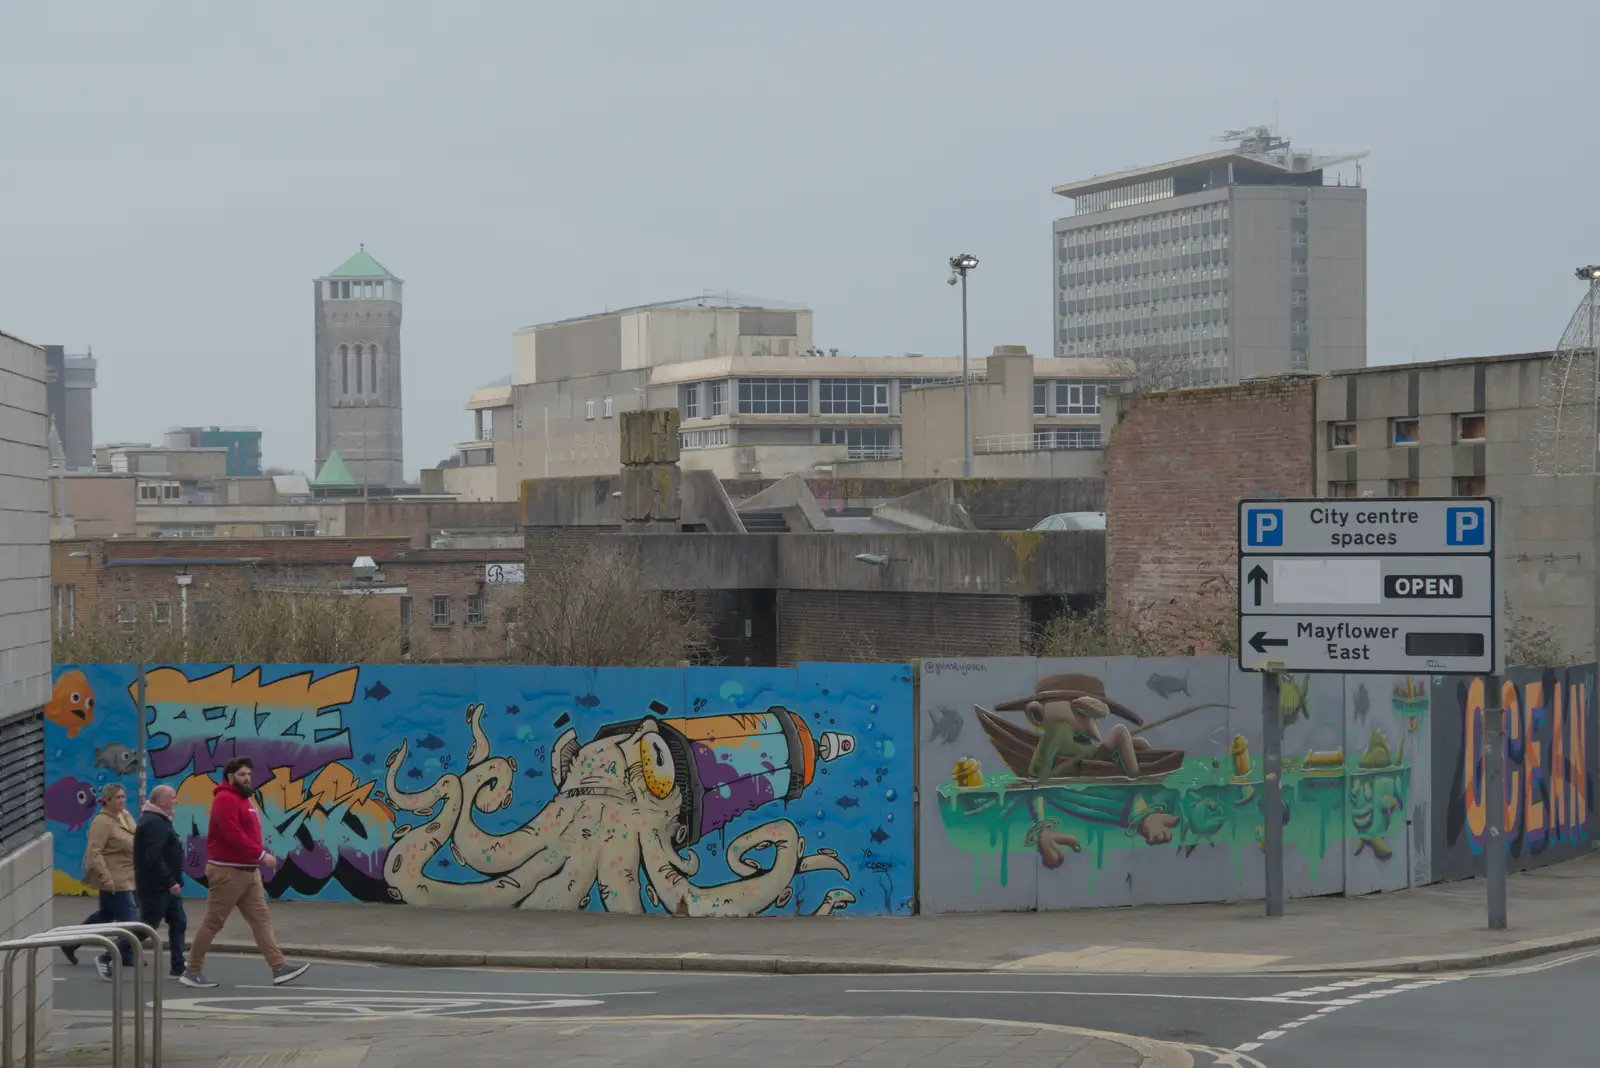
[45,670,95,738]
[920,660,1422,912]
[47,662,914,915]
[45,776,100,831]
[927,706,963,745]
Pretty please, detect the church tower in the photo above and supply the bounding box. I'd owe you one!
[313,248,404,488]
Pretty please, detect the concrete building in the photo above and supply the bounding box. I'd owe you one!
[167,426,263,476]
[442,297,1121,499]
[42,345,95,470]
[52,535,523,663]
[1054,127,1367,384]
[314,249,404,490]
[1103,351,1598,663]
[0,329,54,1061]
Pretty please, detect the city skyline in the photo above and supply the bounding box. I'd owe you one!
[1,1,1596,475]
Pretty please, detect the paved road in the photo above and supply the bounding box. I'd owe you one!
[50,946,1600,1065]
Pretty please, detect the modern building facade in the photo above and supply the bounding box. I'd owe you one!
[0,329,54,1061]
[442,297,1121,500]
[314,248,404,489]
[43,345,95,470]
[167,426,262,476]
[1054,127,1367,384]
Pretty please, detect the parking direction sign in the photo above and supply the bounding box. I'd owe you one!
[1237,497,1499,675]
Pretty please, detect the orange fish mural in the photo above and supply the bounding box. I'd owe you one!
[46,671,95,738]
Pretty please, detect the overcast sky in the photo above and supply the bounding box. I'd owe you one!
[2,2,1595,476]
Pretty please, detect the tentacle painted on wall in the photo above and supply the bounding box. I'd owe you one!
[45,662,914,916]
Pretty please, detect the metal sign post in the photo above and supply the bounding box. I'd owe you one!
[1237,497,1503,919]
[1484,676,1507,930]
[1262,669,1284,917]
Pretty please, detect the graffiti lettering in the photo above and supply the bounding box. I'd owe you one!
[136,666,356,779]
[1464,676,1589,855]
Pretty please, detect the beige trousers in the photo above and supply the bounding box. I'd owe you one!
[186,864,286,971]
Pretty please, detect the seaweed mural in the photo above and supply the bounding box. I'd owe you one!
[920,658,1421,912]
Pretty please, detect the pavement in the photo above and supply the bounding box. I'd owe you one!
[56,851,1600,977]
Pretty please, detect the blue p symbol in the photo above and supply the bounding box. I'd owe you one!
[1447,506,1485,546]
[1247,508,1283,547]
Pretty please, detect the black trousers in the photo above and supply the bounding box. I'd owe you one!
[138,889,187,970]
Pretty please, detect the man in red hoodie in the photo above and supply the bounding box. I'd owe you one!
[179,757,309,988]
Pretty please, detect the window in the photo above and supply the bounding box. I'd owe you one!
[1038,427,1102,449]
[399,597,412,657]
[584,398,596,420]
[603,396,614,418]
[266,522,319,537]
[737,377,809,414]
[1458,414,1486,442]
[194,601,220,627]
[354,344,363,393]
[1033,382,1048,416]
[151,601,172,625]
[370,346,378,394]
[1055,380,1103,414]
[818,379,890,414]
[466,593,486,626]
[1389,479,1421,498]
[1454,476,1486,497]
[680,428,731,449]
[681,383,700,419]
[709,381,726,416]
[819,427,896,458]
[116,601,137,626]
[431,595,452,627]
[1328,481,1358,498]
[1330,422,1357,449]
[1391,419,1419,446]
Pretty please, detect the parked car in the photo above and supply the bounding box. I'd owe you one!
[1031,511,1106,531]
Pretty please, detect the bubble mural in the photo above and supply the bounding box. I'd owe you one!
[46,663,915,916]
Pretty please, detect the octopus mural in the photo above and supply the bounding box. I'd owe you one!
[383,701,860,916]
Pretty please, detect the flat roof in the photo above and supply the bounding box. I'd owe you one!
[1053,149,1303,199]
[1328,350,1555,378]
[516,294,807,334]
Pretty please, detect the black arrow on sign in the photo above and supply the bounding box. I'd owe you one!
[1246,564,1269,607]
[1249,631,1288,655]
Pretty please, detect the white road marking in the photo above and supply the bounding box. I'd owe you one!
[1256,1030,1285,1040]
[233,984,655,998]
[1236,1042,1262,1051]
[844,987,1347,1006]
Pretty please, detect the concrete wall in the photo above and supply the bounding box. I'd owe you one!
[134,502,347,537]
[61,473,136,536]
[1,836,53,1065]
[0,330,52,1060]
[839,448,1103,482]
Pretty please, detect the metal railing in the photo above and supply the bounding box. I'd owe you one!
[972,433,1103,454]
[1,921,163,1068]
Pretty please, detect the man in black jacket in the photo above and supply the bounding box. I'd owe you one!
[134,785,187,977]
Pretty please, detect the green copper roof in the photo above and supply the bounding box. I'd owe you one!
[313,448,358,485]
[327,248,395,279]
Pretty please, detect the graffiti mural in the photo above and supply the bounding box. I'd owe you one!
[917,657,1422,913]
[1432,666,1596,882]
[46,663,915,915]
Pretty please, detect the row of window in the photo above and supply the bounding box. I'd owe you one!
[337,343,383,396]
[1328,477,1485,498]
[324,279,391,301]
[681,381,727,419]
[680,428,730,449]
[137,481,182,502]
[583,397,615,420]
[1032,380,1104,416]
[1034,427,1102,449]
[429,594,487,627]
[1329,414,1487,450]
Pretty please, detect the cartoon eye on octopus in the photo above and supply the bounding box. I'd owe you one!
[382,701,858,916]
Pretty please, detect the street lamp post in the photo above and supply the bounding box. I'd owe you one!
[1577,266,1600,472]
[948,254,979,478]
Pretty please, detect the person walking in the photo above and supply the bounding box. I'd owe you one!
[78,783,138,980]
[180,757,308,988]
[134,785,188,978]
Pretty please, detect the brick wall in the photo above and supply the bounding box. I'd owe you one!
[1105,378,1315,647]
[49,538,520,663]
[776,589,1031,664]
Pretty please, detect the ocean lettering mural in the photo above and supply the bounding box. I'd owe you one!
[46,663,915,916]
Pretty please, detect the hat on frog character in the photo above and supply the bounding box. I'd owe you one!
[994,673,1145,728]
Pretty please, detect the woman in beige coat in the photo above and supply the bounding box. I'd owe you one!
[65,783,138,978]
